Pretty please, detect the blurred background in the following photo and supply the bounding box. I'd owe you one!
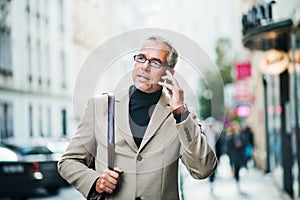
[1,0,300,199]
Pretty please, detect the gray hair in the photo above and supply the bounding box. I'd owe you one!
[142,35,178,68]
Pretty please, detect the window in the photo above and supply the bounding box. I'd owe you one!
[26,0,30,13]
[47,106,51,137]
[0,102,13,140]
[26,1,32,82]
[39,105,43,137]
[29,104,33,137]
[37,39,42,85]
[44,0,48,24]
[61,51,66,88]
[58,0,64,32]
[61,109,67,136]
[27,35,32,82]
[0,1,12,77]
[0,27,12,76]
[45,44,50,86]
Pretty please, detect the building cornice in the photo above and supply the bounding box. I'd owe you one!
[242,19,293,51]
[0,87,72,100]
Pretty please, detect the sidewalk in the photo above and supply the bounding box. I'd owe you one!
[180,155,291,200]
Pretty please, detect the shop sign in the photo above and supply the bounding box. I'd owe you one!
[234,79,252,103]
[260,49,289,75]
[236,105,251,118]
[242,1,276,35]
[235,62,251,80]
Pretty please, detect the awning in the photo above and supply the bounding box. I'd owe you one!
[242,19,293,51]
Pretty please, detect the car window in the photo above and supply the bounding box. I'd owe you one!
[20,146,53,155]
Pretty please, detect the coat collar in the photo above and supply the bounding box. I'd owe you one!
[114,87,171,152]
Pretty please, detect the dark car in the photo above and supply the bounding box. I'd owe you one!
[0,144,41,199]
[2,139,67,196]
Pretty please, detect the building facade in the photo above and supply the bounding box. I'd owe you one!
[0,0,75,140]
[241,0,300,198]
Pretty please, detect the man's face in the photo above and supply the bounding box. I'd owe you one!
[132,40,171,93]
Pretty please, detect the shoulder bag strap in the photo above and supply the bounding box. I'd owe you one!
[107,93,115,170]
[99,94,115,200]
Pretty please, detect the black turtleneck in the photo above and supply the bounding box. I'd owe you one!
[129,85,162,148]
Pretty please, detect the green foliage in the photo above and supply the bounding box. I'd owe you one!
[198,87,212,120]
[215,38,234,85]
[198,37,234,120]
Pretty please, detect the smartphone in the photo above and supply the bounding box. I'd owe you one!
[159,67,172,88]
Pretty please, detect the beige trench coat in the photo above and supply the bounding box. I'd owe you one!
[58,87,217,200]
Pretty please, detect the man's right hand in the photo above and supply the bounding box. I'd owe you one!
[95,168,123,195]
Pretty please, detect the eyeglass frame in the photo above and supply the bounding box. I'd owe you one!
[133,54,169,68]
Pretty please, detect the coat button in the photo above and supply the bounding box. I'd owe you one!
[137,154,143,161]
[135,197,141,200]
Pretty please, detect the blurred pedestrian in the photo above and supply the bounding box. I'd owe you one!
[204,119,221,193]
[226,121,246,191]
[241,126,254,168]
[225,126,234,175]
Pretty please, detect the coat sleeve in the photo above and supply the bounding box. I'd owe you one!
[57,97,101,198]
[178,111,218,179]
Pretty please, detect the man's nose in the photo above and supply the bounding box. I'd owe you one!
[141,60,151,71]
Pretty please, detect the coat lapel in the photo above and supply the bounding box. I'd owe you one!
[114,88,171,153]
[139,92,171,151]
[115,88,139,152]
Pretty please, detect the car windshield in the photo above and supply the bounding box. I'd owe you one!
[20,146,53,155]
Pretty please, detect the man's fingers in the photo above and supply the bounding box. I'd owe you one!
[101,172,118,185]
[114,167,124,174]
[104,168,121,179]
[96,175,117,194]
[158,70,184,109]
[159,70,180,90]
[97,181,114,194]
[96,168,124,194]
[100,178,116,191]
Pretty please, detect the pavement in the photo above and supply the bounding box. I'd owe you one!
[180,155,292,200]
[19,155,292,200]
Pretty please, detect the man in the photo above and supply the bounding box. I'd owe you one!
[58,35,218,200]
[226,121,245,191]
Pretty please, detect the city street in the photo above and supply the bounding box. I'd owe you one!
[4,155,287,200]
[1,0,300,199]
[181,155,292,200]
[0,186,84,200]
[27,186,85,200]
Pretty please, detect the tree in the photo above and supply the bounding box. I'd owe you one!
[215,38,234,85]
[198,37,234,120]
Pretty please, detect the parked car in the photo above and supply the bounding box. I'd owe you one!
[0,144,41,199]
[1,138,67,195]
[44,137,70,159]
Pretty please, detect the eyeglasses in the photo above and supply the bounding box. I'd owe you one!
[133,54,168,68]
